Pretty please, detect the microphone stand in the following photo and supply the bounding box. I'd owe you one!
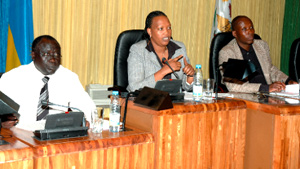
[294,55,299,83]
[42,101,83,112]
[122,93,130,131]
[294,41,299,83]
[215,64,223,100]
[41,100,86,127]
[162,57,180,79]
[121,91,139,131]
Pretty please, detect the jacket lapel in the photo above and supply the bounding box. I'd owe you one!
[252,40,271,84]
[233,39,271,84]
[232,39,244,60]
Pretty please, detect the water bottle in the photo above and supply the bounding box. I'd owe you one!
[109,91,120,132]
[193,64,203,102]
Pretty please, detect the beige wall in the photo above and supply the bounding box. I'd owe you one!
[32,0,285,88]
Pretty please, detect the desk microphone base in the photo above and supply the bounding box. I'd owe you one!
[33,127,88,141]
[170,93,185,101]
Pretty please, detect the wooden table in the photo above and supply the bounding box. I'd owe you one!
[0,129,33,169]
[232,93,300,169]
[124,98,247,169]
[4,126,154,169]
[1,96,276,169]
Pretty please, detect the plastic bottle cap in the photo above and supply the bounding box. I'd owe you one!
[196,64,202,69]
[112,91,119,95]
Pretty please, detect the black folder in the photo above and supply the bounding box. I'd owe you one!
[0,91,20,119]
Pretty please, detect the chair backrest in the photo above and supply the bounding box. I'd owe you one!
[209,32,261,92]
[289,38,300,82]
[113,29,145,91]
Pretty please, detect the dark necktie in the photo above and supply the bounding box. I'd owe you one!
[37,76,49,121]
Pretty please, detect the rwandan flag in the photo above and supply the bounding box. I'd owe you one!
[0,0,34,73]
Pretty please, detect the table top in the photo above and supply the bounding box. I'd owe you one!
[123,97,247,116]
[124,92,300,116]
[229,92,300,115]
[0,129,33,163]
[2,126,153,157]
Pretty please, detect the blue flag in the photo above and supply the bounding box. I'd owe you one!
[0,0,34,73]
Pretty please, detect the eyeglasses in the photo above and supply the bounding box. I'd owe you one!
[39,52,61,58]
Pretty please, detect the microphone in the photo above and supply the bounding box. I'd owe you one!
[162,57,180,79]
[41,100,83,112]
[41,100,86,126]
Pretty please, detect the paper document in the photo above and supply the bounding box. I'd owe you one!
[285,84,299,94]
[285,98,300,104]
[270,92,299,97]
[183,92,233,100]
[269,84,299,97]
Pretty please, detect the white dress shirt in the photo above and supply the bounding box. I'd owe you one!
[0,62,96,131]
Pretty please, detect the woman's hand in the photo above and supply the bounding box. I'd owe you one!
[166,55,183,72]
[156,55,183,81]
[183,57,195,84]
[183,57,195,76]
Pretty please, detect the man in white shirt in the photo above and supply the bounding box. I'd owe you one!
[0,35,95,131]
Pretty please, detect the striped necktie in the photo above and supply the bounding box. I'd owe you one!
[37,76,49,121]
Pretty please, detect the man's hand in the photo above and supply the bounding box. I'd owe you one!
[1,115,18,129]
[288,80,298,85]
[269,81,286,92]
[85,120,90,128]
[268,97,285,104]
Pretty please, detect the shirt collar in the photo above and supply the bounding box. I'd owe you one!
[30,61,60,78]
[145,40,181,59]
[239,44,254,55]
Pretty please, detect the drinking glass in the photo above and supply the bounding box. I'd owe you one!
[91,107,103,133]
[202,79,215,100]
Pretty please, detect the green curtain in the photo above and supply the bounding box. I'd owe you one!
[281,0,300,75]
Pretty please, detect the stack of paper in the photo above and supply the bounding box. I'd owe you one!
[270,84,299,97]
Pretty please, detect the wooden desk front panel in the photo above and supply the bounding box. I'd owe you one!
[245,109,300,169]
[10,127,154,169]
[0,130,33,169]
[273,114,300,169]
[242,98,300,169]
[154,108,246,169]
[126,99,247,169]
[34,142,154,169]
